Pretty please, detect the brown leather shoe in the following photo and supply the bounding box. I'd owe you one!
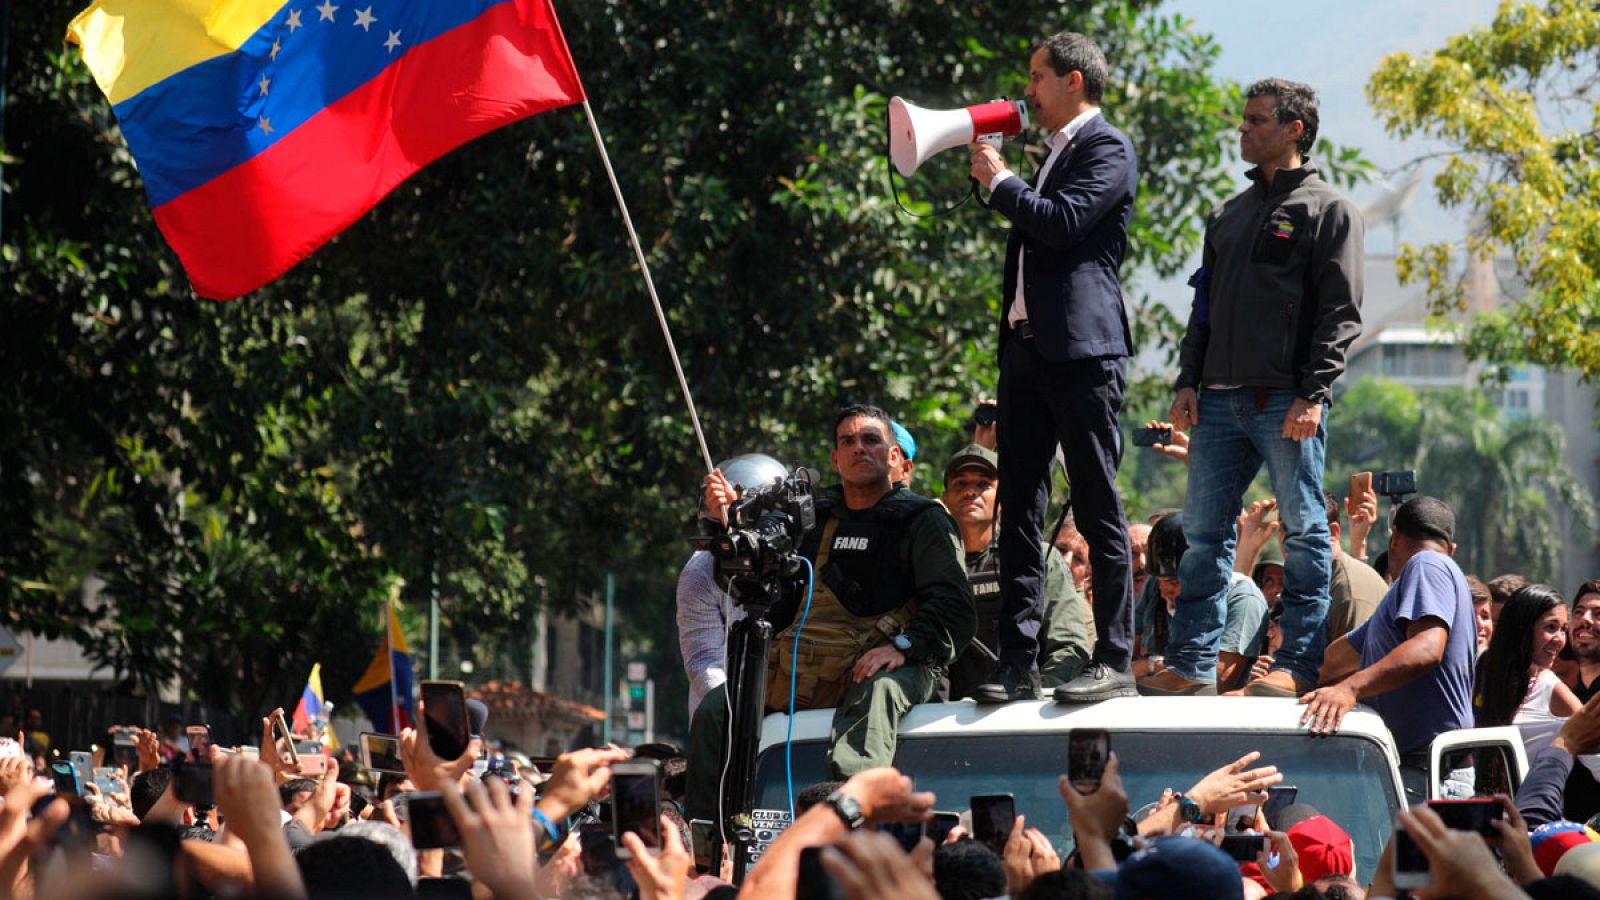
[1235,670,1314,697]
[1136,668,1217,696]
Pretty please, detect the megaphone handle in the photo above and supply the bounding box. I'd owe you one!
[970,177,990,210]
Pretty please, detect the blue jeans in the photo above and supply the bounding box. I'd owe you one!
[1166,388,1332,686]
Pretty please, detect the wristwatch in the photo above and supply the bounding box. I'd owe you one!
[825,790,866,830]
[892,632,913,653]
[1173,792,1204,824]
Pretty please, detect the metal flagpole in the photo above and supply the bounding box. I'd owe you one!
[579,98,716,475]
[386,591,401,734]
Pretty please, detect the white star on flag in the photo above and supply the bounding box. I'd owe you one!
[258,117,274,134]
[384,30,402,52]
[353,7,376,31]
[258,74,270,96]
[316,0,338,22]
[286,8,302,31]
[269,38,282,60]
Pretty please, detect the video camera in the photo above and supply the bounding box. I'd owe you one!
[707,470,816,606]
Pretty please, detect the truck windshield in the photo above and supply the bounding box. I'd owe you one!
[754,730,1400,878]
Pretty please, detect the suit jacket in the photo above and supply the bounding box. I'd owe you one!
[991,114,1137,363]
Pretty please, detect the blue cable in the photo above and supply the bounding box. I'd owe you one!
[786,557,815,819]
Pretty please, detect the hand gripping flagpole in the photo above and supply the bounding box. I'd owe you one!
[579,99,717,477]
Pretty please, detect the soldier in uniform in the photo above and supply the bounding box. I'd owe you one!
[940,444,1091,700]
[684,405,975,819]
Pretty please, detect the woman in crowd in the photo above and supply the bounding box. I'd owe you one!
[1476,584,1582,758]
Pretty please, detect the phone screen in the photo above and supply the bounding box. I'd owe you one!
[1427,799,1502,836]
[361,733,405,774]
[1226,803,1260,834]
[970,794,1015,854]
[1067,729,1109,793]
[186,726,212,763]
[421,681,470,762]
[689,819,714,873]
[407,792,462,849]
[1393,825,1430,886]
[927,811,961,846]
[610,762,662,859]
[1263,786,1299,830]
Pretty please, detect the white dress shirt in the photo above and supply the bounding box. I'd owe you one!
[989,107,1103,327]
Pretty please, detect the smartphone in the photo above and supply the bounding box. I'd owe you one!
[299,753,328,776]
[270,708,300,770]
[1220,833,1265,862]
[49,761,81,796]
[237,745,260,761]
[1226,802,1260,834]
[112,733,140,768]
[185,726,212,763]
[610,759,663,860]
[1349,471,1372,503]
[1067,729,1110,794]
[928,811,961,846]
[69,751,94,788]
[361,732,405,775]
[1375,469,1418,497]
[1427,798,1503,836]
[1132,426,1172,447]
[93,767,123,797]
[972,402,998,428]
[797,845,846,900]
[689,819,714,873]
[407,792,462,849]
[294,740,324,757]
[1392,824,1430,890]
[1263,786,1299,830]
[420,681,470,763]
[173,761,214,807]
[970,793,1015,855]
[878,820,926,852]
[390,793,411,824]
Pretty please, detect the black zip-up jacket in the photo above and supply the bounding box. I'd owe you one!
[1176,163,1364,404]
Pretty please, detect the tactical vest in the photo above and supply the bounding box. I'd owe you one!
[945,542,1003,701]
[764,488,940,710]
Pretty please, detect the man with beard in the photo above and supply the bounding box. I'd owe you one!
[1566,581,1600,701]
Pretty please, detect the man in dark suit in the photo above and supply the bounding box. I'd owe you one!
[968,31,1137,703]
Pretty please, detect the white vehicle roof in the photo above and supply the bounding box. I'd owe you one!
[760,696,1400,765]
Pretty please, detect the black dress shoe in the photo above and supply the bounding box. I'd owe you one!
[1052,662,1138,703]
[972,664,1042,704]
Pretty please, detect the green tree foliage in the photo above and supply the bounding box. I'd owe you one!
[5,0,1253,725]
[1366,0,1600,383]
[1325,378,1594,579]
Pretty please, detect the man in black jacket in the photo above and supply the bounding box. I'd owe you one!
[968,31,1138,703]
[1143,78,1363,698]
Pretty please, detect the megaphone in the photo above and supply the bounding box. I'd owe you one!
[888,97,1030,178]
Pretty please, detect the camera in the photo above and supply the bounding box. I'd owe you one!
[1374,470,1417,499]
[706,469,816,605]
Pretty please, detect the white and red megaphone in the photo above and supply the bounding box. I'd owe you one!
[888,97,1030,177]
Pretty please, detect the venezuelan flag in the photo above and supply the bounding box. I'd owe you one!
[291,662,326,733]
[352,602,415,733]
[66,0,585,300]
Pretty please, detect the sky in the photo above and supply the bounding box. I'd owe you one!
[1164,0,1504,253]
